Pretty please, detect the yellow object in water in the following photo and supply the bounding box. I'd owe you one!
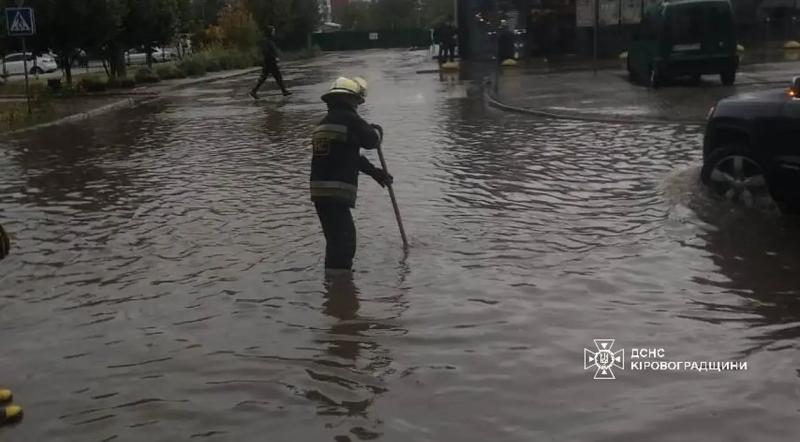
[501,59,518,67]
[785,41,800,49]
[0,390,11,403]
[441,61,459,71]
[1,405,23,425]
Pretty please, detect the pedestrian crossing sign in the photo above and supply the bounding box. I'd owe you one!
[6,7,35,37]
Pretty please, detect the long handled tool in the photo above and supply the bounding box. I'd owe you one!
[376,141,409,250]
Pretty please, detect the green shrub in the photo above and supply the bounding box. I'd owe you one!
[78,76,107,93]
[283,45,322,61]
[204,55,222,72]
[156,64,186,79]
[107,77,136,89]
[178,56,207,77]
[134,67,160,84]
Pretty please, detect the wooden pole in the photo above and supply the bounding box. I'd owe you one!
[21,37,31,115]
[376,143,409,250]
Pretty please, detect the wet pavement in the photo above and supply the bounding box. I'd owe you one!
[494,59,800,123]
[1,50,799,441]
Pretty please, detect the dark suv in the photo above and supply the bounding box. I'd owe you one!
[701,77,800,212]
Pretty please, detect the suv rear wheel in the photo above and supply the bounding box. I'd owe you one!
[701,145,774,209]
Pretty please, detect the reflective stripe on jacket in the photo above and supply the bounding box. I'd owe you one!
[310,103,380,207]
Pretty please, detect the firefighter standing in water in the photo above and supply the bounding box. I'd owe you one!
[310,77,393,273]
[0,223,24,427]
[249,26,291,99]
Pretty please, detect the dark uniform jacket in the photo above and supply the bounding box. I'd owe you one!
[310,103,380,207]
[261,37,279,65]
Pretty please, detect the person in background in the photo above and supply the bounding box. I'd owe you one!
[497,20,516,63]
[437,16,458,64]
[250,26,291,99]
[310,77,393,274]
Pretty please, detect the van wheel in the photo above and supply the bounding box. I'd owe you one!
[720,69,736,86]
[648,66,662,88]
[701,145,774,210]
[626,57,635,81]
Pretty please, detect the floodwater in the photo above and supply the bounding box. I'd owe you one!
[0,51,798,441]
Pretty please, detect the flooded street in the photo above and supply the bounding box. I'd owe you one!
[1,50,798,441]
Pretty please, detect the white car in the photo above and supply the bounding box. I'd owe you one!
[125,47,174,65]
[2,52,58,76]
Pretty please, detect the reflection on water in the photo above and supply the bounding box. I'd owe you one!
[0,51,798,441]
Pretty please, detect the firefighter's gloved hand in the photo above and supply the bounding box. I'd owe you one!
[0,223,10,259]
[370,168,393,188]
[371,124,383,140]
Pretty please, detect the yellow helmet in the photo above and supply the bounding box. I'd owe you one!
[321,76,368,104]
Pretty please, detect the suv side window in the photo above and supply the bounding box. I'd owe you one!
[5,54,21,62]
[641,9,661,40]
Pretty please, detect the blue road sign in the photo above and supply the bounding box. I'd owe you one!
[6,7,35,37]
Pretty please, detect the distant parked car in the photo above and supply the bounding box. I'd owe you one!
[628,0,738,87]
[2,52,58,76]
[701,76,800,212]
[125,47,175,65]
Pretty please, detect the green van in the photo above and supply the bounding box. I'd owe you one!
[627,0,738,87]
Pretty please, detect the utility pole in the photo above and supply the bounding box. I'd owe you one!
[593,0,599,74]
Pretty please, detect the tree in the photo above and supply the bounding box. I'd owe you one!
[15,0,105,84]
[421,0,454,27]
[340,2,373,31]
[120,0,180,67]
[193,0,225,26]
[217,0,261,49]
[372,0,417,29]
[247,0,319,49]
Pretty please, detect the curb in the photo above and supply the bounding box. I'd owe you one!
[484,85,705,127]
[4,67,261,136]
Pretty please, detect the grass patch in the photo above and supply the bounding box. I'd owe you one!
[0,100,55,132]
[155,64,186,79]
[134,67,160,84]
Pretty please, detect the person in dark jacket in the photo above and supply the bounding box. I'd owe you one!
[250,26,291,99]
[437,17,457,63]
[310,77,393,273]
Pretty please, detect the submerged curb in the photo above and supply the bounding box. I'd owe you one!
[484,75,790,127]
[5,67,261,136]
[484,83,705,127]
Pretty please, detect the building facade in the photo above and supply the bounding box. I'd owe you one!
[458,0,800,59]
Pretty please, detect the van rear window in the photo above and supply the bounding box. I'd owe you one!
[667,3,732,46]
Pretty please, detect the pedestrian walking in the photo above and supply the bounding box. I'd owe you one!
[310,77,393,273]
[249,26,291,99]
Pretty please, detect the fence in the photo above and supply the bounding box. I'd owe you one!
[311,29,431,51]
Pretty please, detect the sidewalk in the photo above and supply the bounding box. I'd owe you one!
[488,59,800,125]
[2,66,262,136]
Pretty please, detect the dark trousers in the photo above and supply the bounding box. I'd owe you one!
[253,61,288,93]
[315,203,356,270]
[439,44,455,63]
